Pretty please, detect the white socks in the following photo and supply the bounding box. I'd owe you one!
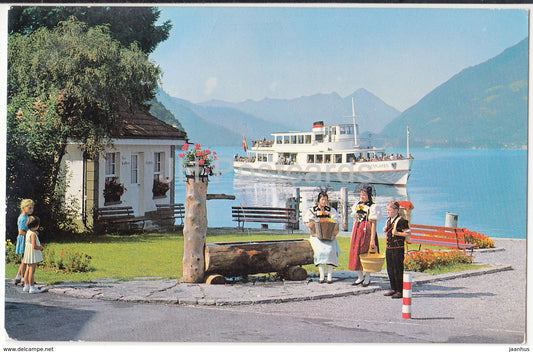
[356,271,364,283]
[327,265,333,281]
[318,264,325,281]
[363,272,371,285]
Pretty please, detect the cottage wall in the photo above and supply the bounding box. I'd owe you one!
[63,138,184,228]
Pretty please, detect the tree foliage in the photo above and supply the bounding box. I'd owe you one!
[8,6,172,54]
[7,18,162,238]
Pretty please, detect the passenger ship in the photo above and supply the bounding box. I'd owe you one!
[233,112,413,185]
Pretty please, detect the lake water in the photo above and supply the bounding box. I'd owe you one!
[175,147,527,239]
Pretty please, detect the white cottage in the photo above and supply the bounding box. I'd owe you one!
[62,107,187,229]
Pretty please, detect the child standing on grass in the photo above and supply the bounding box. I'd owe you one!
[22,216,44,294]
[13,199,34,285]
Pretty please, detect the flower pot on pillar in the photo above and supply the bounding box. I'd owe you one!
[182,175,209,283]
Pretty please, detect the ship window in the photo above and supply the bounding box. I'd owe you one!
[307,155,314,163]
[316,154,323,163]
[284,136,290,144]
[291,135,297,144]
[335,154,342,163]
[346,153,356,163]
[305,135,312,144]
[340,126,353,135]
[298,135,304,144]
[324,154,331,163]
[316,134,323,143]
[276,136,282,144]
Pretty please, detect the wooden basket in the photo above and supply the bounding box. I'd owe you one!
[315,219,338,241]
[360,252,385,272]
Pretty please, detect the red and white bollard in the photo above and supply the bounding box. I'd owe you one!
[402,272,413,319]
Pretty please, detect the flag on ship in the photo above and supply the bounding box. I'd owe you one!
[242,135,248,152]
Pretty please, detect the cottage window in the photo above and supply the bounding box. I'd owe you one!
[131,155,139,184]
[105,152,119,181]
[154,152,165,181]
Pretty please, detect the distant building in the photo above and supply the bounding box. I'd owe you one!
[62,107,187,230]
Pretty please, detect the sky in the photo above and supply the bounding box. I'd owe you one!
[150,6,529,112]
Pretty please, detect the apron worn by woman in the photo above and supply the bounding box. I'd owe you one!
[348,201,379,271]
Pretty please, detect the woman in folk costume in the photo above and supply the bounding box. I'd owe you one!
[303,191,341,284]
[348,184,381,286]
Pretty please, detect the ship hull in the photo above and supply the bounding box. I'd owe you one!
[233,158,412,186]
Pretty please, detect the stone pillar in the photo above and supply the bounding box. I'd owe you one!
[182,176,208,283]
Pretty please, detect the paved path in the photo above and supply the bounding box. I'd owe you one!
[3,238,527,344]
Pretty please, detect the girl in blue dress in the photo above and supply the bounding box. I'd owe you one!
[13,199,34,285]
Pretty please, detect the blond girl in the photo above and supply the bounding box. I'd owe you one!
[13,199,34,285]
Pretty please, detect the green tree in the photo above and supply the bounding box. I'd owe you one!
[7,18,162,238]
[8,6,172,54]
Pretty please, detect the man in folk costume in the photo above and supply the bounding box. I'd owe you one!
[383,201,411,299]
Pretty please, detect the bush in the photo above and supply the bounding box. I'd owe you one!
[42,246,92,273]
[464,230,495,248]
[404,249,472,272]
[5,239,20,265]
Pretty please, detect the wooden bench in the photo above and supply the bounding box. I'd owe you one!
[155,203,185,230]
[407,224,477,254]
[231,206,298,233]
[95,206,146,233]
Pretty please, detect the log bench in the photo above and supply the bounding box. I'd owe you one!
[155,203,185,230]
[95,206,146,233]
[231,206,298,233]
[407,224,477,254]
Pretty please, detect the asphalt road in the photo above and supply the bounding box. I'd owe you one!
[3,239,527,348]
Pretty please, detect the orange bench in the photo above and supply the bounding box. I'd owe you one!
[407,224,476,254]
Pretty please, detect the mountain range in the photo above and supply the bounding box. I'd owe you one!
[380,38,528,149]
[154,37,527,149]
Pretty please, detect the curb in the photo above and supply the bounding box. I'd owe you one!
[20,262,513,307]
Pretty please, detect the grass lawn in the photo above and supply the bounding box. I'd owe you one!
[5,231,482,285]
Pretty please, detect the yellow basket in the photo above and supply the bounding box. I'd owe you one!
[360,252,386,272]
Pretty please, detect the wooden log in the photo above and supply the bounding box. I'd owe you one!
[205,274,226,285]
[182,176,208,283]
[280,266,308,281]
[204,239,314,278]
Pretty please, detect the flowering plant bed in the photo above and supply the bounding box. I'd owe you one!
[179,143,218,177]
[399,201,414,210]
[404,249,472,272]
[463,229,495,249]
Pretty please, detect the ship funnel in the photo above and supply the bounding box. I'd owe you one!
[312,121,324,131]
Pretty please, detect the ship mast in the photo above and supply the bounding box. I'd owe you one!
[406,125,410,156]
[344,97,363,147]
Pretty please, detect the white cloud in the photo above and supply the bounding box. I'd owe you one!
[205,77,218,96]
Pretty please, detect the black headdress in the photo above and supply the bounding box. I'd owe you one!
[357,183,375,205]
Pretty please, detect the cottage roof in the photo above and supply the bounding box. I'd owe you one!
[116,107,187,140]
